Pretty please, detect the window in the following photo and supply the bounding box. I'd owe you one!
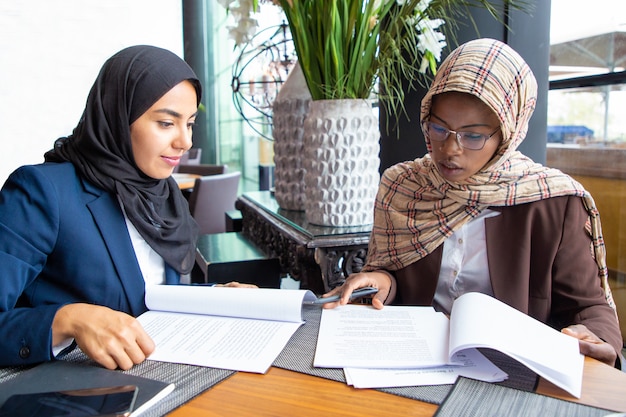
[548,1,626,321]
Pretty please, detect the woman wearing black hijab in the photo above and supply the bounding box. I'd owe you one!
[0,45,201,369]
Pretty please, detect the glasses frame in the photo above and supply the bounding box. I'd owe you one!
[421,120,500,151]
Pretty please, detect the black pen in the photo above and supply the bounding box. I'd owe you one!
[309,287,378,305]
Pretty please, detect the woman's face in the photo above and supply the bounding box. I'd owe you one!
[130,80,198,179]
[428,92,502,184]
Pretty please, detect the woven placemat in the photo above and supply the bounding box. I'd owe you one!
[0,349,234,417]
[273,304,539,405]
[434,377,612,417]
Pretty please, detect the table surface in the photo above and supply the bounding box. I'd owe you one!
[171,173,200,190]
[240,191,372,243]
[168,356,626,416]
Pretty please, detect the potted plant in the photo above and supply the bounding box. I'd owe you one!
[219,0,531,226]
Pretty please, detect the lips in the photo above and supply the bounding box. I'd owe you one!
[439,160,461,170]
[161,156,181,167]
[437,160,464,178]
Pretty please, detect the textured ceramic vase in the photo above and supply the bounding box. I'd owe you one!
[303,99,380,227]
[271,62,311,211]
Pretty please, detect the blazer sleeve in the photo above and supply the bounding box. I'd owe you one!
[0,165,66,365]
[551,196,623,356]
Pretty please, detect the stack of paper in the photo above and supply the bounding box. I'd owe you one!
[314,292,584,397]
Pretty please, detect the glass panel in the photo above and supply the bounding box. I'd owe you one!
[548,85,626,145]
[549,1,626,328]
[550,0,626,79]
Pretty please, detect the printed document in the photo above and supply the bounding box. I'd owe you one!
[138,285,316,373]
[314,292,584,397]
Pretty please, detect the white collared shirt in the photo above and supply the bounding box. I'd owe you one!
[433,209,500,315]
[122,215,166,286]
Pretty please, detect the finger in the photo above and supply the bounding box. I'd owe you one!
[110,349,135,371]
[93,336,134,371]
[136,331,156,357]
[81,344,122,370]
[124,343,150,367]
[322,287,342,298]
[562,325,600,343]
[371,292,387,310]
[577,339,617,366]
[322,300,342,309]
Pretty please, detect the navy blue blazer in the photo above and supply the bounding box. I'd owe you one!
[0,162,180,366]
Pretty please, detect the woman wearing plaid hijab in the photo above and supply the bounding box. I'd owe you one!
[323,38,623,368]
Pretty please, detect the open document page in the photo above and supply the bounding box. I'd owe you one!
[138,285,316,373]
[314,305,452,368]
[449,292,584,398]
[314,292,583,397]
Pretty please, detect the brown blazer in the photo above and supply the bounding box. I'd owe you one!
[390,195,623,357]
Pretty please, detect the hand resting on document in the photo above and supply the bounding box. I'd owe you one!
[320,271,394,310]
[562,324,617,367]
[51,283,259,371]
[52,303,155,371]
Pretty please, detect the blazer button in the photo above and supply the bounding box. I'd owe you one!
[19,346,31,359]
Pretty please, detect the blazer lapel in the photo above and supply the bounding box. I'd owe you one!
[484,210,529,312]
[82,180,147,316]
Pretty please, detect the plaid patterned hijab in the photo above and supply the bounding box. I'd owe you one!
[365,38,614,308]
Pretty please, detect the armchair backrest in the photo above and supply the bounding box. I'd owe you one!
[177,164,228,176]
[187,172,241,234]
[174,148,203,172]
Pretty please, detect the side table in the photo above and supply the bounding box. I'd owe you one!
[235,191,371,294]
[194,232,281,288]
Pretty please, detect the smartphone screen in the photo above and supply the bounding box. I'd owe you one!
[0,385,138,417]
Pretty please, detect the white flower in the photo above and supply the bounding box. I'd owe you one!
[217,0,237,8]
[218,0,261,46]
[228,16,259,45]
[416,0,433,11]
[415,18,446,60]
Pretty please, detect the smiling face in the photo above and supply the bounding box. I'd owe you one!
[428,92,502,184]
[129,80,198,179]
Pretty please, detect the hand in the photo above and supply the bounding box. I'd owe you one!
[52,303,155,370]
[320,271,393,310]
[215,281,258,288]
[561,324,617,367]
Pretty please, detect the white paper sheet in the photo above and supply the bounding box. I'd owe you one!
[343,348,508,388]
[137,285,316,373]
[138,310,302,373]
[314,305,451,368]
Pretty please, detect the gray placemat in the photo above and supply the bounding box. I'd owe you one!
[0,349,235,417]
[273,305,539,405]
[434,377,613,417]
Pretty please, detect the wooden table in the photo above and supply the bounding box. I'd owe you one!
[168,357,626,416]
[172,173,200,190]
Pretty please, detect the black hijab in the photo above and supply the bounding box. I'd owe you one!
[45,45,201,275]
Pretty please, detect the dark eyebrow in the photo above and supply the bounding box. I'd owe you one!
[430,113,491,130]
[153,108,197,119]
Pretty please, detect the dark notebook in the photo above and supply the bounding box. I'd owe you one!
[434,377,614,417]
[0,361,174,417]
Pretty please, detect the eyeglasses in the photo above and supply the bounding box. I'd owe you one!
[421,121,500,151]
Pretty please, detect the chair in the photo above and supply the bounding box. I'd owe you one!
[174,148,202,172]
[177,164,228,176]
[187,171,241,234]
[186,148,202,164]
